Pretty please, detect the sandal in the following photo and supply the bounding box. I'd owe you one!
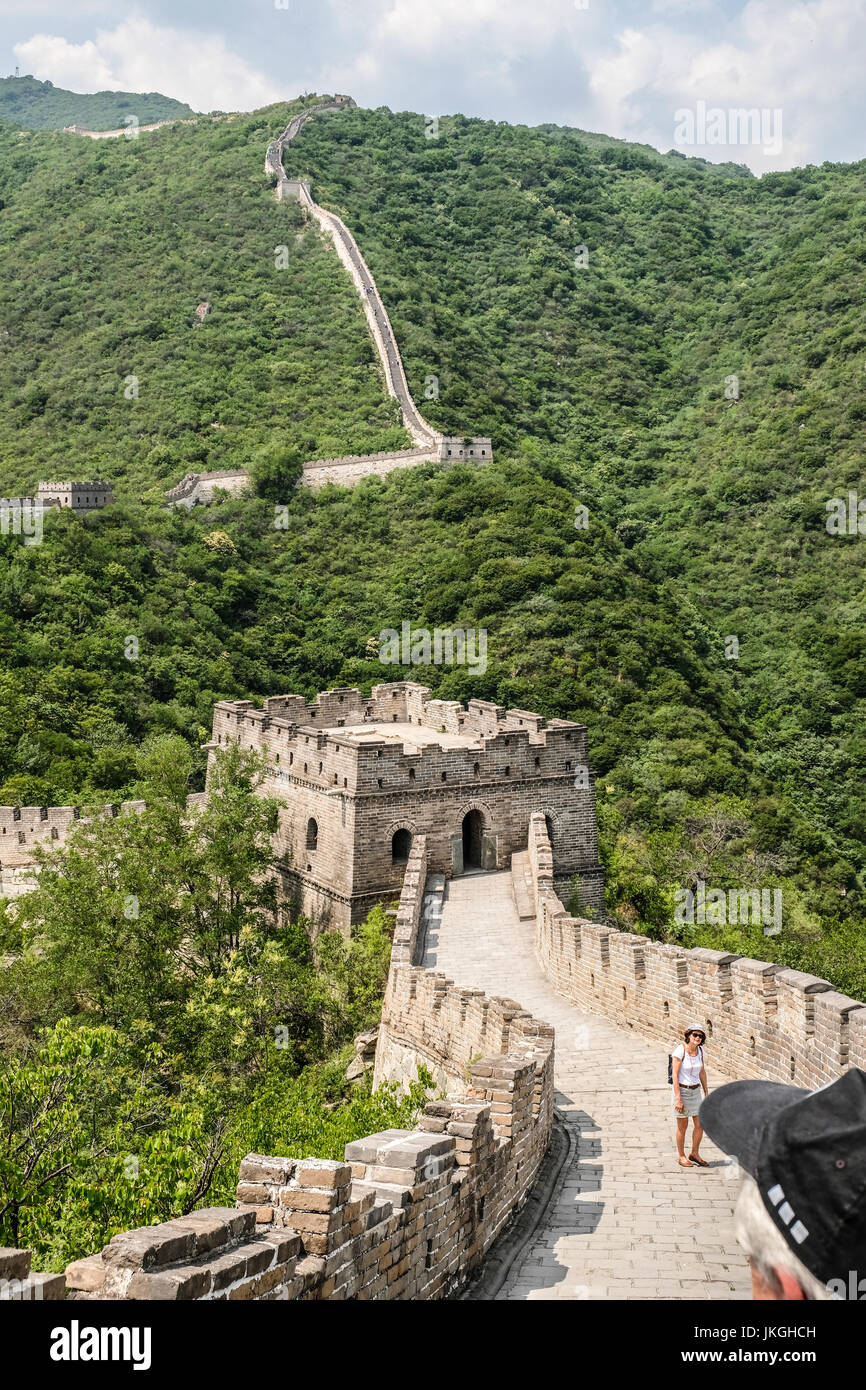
[688,1154,709,1167]
[677,1157,691,1167]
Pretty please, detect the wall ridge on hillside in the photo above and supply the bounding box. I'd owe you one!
[167,96,492,504]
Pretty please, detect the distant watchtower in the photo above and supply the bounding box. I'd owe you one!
[37,480,114,513]
[437,437,493,463]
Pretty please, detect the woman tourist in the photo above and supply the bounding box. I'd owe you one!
[672,1025,709,1167]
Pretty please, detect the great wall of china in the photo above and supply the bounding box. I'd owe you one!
[8,108,863,1305]
[5,688,865,1301]
[164,96,491,506]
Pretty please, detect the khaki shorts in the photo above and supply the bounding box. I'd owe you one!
[673,1087,702,1119]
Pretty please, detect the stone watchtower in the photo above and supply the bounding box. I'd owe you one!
[206,682,604,930]
[36,480,114,512]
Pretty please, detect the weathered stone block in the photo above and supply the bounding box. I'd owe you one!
[26,1271,67,1301]
[279,1186,342,1213]
[65,1257,107,1292]
[344,1131,411,1165]
[296,1159,352,1190]
[0,1249,31,1281]
[127,1265,213,1300]
[238,1155,294,1186]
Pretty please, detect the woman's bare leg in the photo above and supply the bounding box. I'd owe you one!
[675,1115,690,1165]
[689,1116,704,1160]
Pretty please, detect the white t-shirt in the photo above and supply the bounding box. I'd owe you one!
[673,1043,704,1086]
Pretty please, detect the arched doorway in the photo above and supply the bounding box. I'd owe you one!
[392,828,412,864]
[544,814,554,847]
[462,809,484,870]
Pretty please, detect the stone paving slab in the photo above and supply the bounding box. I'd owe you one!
[421,869,752,1302]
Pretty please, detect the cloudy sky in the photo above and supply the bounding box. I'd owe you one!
[1,0,862,173]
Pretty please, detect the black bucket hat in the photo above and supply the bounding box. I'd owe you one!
[699,1068,866,1288]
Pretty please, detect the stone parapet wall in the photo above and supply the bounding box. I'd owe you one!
[303,447,438,488]
[65,1057,552,1302]
[0,1247,66,1301]
[527,812,866,1089]
[0,793,207,871]
[389,834,428,965]
[59,844,555,1301]
[165,471,249,507]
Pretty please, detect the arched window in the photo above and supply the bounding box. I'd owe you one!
[306,818,318,850]
[545,814,554,845]
[392,829,412,864]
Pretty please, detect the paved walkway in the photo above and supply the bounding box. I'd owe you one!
[421,870,752,1300]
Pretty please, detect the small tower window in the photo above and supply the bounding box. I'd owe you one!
[306,818,318,851]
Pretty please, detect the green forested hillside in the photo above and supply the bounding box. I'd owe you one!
[1,97,865,991]
[0,75,195,129]
[0,107,408,498]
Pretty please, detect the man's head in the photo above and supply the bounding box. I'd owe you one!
[699,1068,866,1301]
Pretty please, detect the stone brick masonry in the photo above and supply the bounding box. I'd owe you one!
[56,833,556,1302]
[207,682,605,929]
[0,794,206,898]
[527,812,866,1087]
[8,722,865,1301]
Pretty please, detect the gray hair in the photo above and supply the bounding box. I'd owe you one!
[734,1174,836,1300]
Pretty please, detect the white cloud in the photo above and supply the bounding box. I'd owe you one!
[8,0,866,170]
[13,15,283,112]
[588,0,866,171]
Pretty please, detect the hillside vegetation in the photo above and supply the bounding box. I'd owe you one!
[0,75,195,130]
[0,96,865,993]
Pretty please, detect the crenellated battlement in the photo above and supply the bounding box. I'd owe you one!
[211,682,589,788]
[527,811,866,1090]
[36,480,114,512]
[208,683,603,928]
[0,795,207,897]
